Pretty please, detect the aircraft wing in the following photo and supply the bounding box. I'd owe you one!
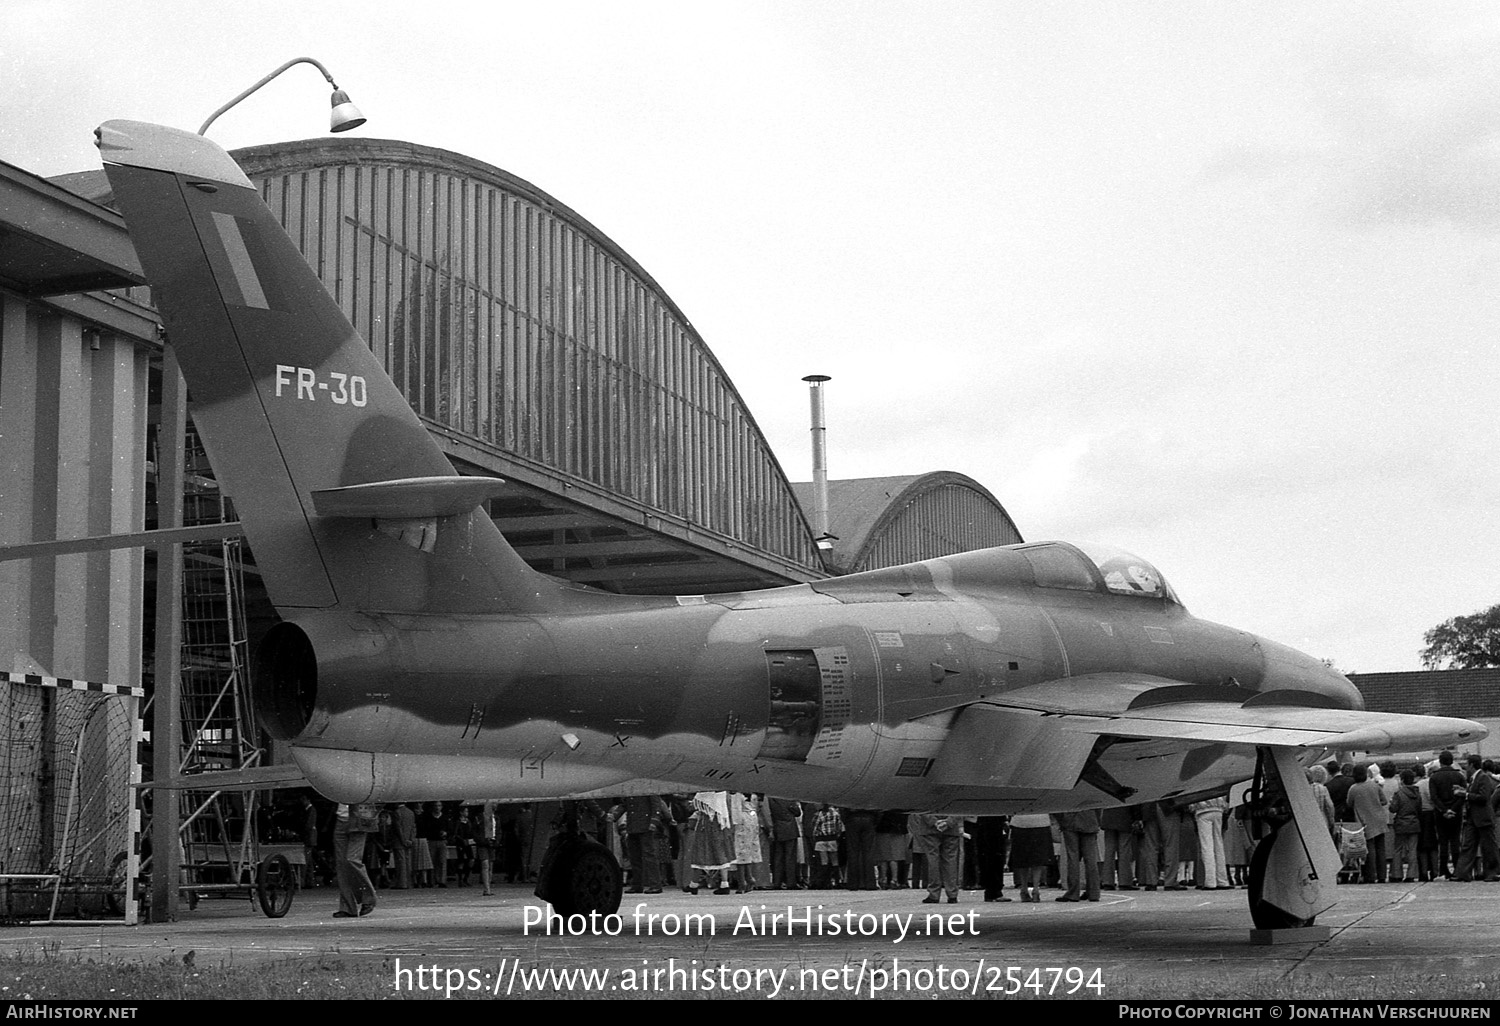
[930,673,1487,791]
[987,672,1485,750]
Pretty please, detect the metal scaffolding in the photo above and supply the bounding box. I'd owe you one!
[173,421,263,897]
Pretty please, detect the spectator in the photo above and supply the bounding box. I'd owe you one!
[1099,806,1139,891]
[1053,810,1101,902]
[1008,812,1051,902]
[755,795,775,889]
[476,801,497,895]
[1390,769,1422,882]
[298,794,320,889]
[767,797,802,890]
[1177,806,1199,888]
[729,793,763,894]
[499,815,523,884]
[1348,764,1388,883]
[1307,766,1337,844]
[624,795,670,894]
[452,806,477,886]
[1428,751,1467,879]
[332,802,378,918]
[686,791,736,895]
[1413,763,1438,883]
[914,813,963,904]
[1223,793,1253,888]
[799,802,820,888]
[874,809,909,889]
[813,805,845,889]
[843,809,879,890]
[1190,797,1229,890]
[368,805,394,888]
[419,802,449,887]
[1454,757,1499,881]
[1327,763,1355,823]
[392,802,416,889]
[1136,801,1177,891]
[905,812,928,891]
[670,795,696,892]
[975,816,1012,902]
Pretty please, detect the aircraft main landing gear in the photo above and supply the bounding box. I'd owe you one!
[1245,826,1314,930]
[1241,746,1341,933]
[535,834,623,917]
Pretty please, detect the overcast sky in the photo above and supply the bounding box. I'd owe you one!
[3,1,1495,672]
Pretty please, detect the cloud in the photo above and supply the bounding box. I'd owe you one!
[1203,14,1500,233]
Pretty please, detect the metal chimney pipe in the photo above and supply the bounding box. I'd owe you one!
[802,374,831,543]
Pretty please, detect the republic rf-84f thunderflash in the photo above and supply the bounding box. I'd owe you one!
[97,119,1484,932]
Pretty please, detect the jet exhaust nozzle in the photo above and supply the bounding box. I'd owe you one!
[252,621,319,740]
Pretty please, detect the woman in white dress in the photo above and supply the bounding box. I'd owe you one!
[729,792,763,893]
[687,792,736,894]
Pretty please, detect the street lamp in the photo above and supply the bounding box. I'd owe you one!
[198,56,366,136]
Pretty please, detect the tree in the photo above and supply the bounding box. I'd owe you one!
[1420,603,1500,669]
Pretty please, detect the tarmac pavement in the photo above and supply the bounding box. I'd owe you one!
[3,879,1499,999]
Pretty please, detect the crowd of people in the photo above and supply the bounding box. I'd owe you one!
[1316,751,1500,884]
[278,749,1500,918]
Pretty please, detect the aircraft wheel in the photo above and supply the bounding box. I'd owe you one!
[256,853,296,918]
[541,838,622,918]
[105,851,130,915]
[1246,830,1314,930]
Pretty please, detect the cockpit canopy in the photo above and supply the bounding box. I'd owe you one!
[1018,541,1183,605]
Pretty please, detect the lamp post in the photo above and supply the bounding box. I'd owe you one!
[198,56,366,136]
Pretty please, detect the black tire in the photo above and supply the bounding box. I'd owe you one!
[544,839,622,917]
[1247,831,1314,930]
[256,853,296,918]
[104,851,130,915]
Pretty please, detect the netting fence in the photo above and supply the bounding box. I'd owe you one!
[0,671,142,924]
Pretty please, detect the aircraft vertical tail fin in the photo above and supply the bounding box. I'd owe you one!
[98,120,553,614]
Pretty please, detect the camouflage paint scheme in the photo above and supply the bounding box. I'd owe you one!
[99,121,1484,924]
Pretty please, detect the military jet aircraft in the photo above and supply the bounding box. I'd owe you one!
[96,119,1485,931]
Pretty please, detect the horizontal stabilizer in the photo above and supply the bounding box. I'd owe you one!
[311,476,508,519]
[140,764,308,791]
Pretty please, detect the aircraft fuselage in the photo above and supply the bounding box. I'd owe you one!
[263,543,1353,811]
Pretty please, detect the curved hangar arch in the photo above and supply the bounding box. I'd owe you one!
[229,137,820,594]
[792,471,1023,574]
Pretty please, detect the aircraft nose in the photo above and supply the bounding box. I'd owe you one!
[1256,636,1364,711]
[1322,663,1365,712]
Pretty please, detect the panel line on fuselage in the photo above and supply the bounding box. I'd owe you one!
[1034,604,1072,678]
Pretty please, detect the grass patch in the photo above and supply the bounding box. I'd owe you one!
[0,946,401,1000]
[0,947,1495,1000]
